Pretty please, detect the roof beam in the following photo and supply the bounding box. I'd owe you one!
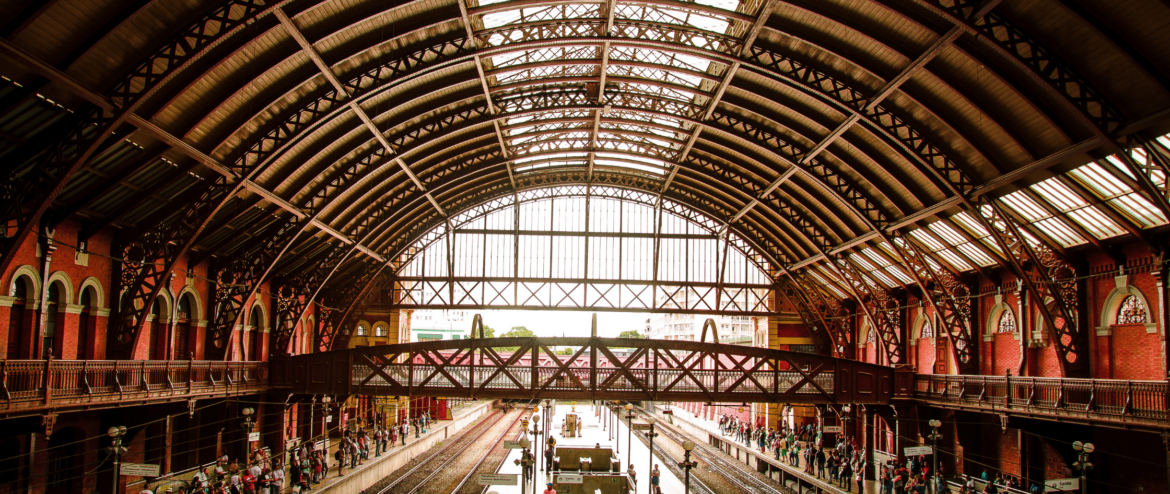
[276,8,445,223]
[461,1,518,192]
[0,36,384,261]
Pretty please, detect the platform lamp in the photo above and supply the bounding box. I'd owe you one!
[107,426,128,494]
[320,395,332,451]
[645,416,658,494]
[840,404,852,448]
[926,419,942,486]
[514,436,534,494]
[532,411,542,472]
[241,407,256,457]
[1073,441,1095,494]
[678,440,697,494]
[625,403,635,469]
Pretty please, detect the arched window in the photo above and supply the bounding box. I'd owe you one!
[7,276,30,359]
[920,321,934,339]
[174,294,193,359]
[867,329,876,343]
[357,324,367,336]
[247,308,262,361]
[1117,295,1148,325]
[375,324,388,337]
[997,307,1017,333]
[44,283,61,359]
[77,287,95,359]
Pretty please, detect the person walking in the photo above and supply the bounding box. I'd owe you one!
[650,465,660,492]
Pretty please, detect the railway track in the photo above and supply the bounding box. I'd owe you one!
[624,412,716,494]
[366,404,528,494]
[452,405,529,494]
[635,409,791,494]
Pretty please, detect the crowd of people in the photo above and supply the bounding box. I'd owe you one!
[717,415,867,492]
[139,412,437,494]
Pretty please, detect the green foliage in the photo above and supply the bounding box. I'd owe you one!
[501,326,536,338]
[556,347,576,355]
[467,324,496,339]
[617,330,645,339]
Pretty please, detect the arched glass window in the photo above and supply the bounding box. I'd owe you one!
[920,321,934,338]
[357,324,367,336]
[375,324,387,337]
[866,329,876,343]
[997,307,1017,333]
[1117,295,1149,325]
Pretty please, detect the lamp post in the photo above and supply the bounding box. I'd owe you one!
[107,426,128,494]
[241,407,256,458]
[533,411,542,472]
[321,396,332,452]
[625,404,635,469]
[840,404,852,449]
[613,405,620,455]
[514,436,533,494]
[927,419,942,494]
[678,440,697,494]
[646,416,658,494]
[1073,441,1095,494]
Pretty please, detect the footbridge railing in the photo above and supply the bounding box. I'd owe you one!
[270,337,894,404]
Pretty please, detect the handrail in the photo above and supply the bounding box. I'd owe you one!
[913,374,1168,422]
[0,359,268,413]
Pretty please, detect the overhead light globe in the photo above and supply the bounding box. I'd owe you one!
[520,437,531,448]
[108,426,121,438]
[322,396,332,404]
[242,407,255,416]
[646,416,657,425]
[1072,441,1083,451]
[682,440,694,451]
[118,426,127,435]
[929,419,941,428]
[1083,443,1095,454]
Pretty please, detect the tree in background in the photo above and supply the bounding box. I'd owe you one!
[501,326,536,338]
[617,330,644,339]
[467,324,496,339]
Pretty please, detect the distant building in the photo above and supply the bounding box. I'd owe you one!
[411,310,471,341]
[645,288,762,345]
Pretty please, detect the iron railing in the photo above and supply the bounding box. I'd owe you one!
[0,359,268,414]
[913,374,1169,422]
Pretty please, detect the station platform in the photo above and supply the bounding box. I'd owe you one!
[488,402,684,494]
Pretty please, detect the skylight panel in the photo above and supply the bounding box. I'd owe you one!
[909,229,945,250]
[613,4,730,33]
[809,268,847,299]
[691,0,742,10]
[926,222,966,246]
[1000,192,1047,222]
[1111,194,1168,228]
[1000,191,1086,247]
[885,266,914,284]
[1032,218,1086,247]
[862,247,891,267]
[1031,178,1087,211]
[848,253,878,272]
[1124,148,1168,187]
[949,212,1003,257]
[1066,208,1126,238]
[956,243,996,267]
[934,249,972,272]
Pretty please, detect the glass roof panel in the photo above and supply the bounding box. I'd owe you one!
[956,243,997,267]
[612,4,730,33]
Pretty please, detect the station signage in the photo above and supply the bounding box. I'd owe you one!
[1045,478,1080,492]
[904,446,933,456]
[120,463,160,477]
[248,432,260,442]
[557,474,584,484]
[478,473,520,485]
[503,440,525,449]
[822,426,843,434]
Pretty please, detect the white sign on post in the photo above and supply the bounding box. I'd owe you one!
[1045,478,1080,492]
[248,432,260,442]
[557,474,584,484]
[120,463,161,477]
[822,426,843,434]
[503,440,525,449]
[903,446,933,456]
[326,415,333,423]
[478,473,519,486]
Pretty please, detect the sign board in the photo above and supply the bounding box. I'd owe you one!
[326,415,333,423]
[478,473,519,486]
[503,440,526,449]
[120,463,160,477]
[1045,478,1080,492]
[822,426,843,434]
[903,446,933,456]
[248,432,260,442]
[557,475,584,484]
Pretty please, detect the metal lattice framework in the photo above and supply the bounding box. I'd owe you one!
[1,0,1168,371]
[271,336,894,403]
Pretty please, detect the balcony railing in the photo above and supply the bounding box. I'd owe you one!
[913,374,1169,425]
[0,359,268,417]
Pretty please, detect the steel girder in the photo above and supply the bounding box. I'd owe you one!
[272,336,895,404]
